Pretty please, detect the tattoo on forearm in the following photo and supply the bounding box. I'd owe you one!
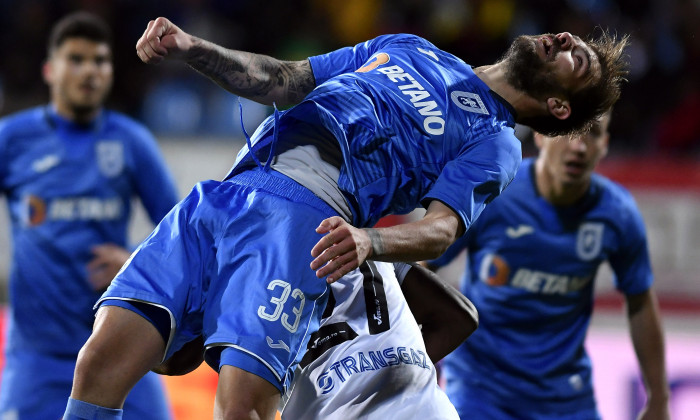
[186,39,315,105]
[365,229,385,258]
[277,61,316,105]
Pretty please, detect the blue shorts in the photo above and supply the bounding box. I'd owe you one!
[445,375,601,420]
[0,351,171,420]
[99,169,336,392]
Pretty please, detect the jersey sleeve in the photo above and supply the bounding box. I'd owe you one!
[608,194,654,294]
[422,130,521,235]
[308,34,423,85]
[128,124,179,224]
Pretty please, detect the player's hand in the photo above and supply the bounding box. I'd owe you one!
[87,244,131,292]
[310,216,372,284]
[136,17,193,64]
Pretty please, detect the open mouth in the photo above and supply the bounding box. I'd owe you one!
[564,160,586,175]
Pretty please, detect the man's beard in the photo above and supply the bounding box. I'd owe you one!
[502,35,564,99]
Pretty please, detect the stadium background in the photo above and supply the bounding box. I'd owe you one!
[0,1,698,419]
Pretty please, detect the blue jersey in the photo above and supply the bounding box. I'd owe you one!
[231,34,521,228]
[0,106,179,356]
[432,158,653,416]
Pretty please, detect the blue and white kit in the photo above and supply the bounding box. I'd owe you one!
[101,33,521,393]
[431,158,654,419]
[0,106,178,419]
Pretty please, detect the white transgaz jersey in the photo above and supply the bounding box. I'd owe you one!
[281,261,458,419]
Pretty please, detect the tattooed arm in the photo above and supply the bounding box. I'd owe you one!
[136,17,315,107]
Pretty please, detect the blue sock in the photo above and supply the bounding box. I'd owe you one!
[63,398,123,420]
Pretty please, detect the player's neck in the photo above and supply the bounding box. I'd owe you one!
[51,101,100,125]
[473,64,548,120]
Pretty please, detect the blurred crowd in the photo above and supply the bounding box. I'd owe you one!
[1,0,698,155]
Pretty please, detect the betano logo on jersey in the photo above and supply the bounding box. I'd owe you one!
[22,194,123,226]
[355,52,446,136]
[315,346,430,395]
[479,252,593,295]
[355,53,390,73]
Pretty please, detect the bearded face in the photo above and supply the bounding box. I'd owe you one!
[502,34,565,99]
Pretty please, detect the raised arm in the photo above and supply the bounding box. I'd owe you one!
[135,17,316,107]
[626,289,670,420]
[400,263,478,363]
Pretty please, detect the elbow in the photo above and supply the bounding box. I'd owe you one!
[423,230,459,261]
[453,295,479,340]
[431,294,479,346]
[462,296,479,337]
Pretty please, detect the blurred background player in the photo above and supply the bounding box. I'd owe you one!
[65,17,628,420]
[0,11,178,420]
[428,111,670,420]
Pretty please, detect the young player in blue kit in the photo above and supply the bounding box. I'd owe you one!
[65,17,629,419]
[428,113,670,420]
[0,12,178,420]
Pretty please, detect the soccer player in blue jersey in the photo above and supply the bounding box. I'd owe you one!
[65,17,629,420]
[428,112,670,420]
[0,12,178,420]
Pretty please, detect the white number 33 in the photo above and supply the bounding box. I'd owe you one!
[257,279,306,333]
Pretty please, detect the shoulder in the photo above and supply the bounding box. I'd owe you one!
[594,173,637,208]
[102,110,156,142]
[592,173,646,227]
[0,107,48,138]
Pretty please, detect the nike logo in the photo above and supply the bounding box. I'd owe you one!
[266,336,290,353]
[32,154,60,173]
[505,225,535,239]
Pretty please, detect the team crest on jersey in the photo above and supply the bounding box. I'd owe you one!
[96,141,124,177]
[576,222,604,261]
[451,91,489,115]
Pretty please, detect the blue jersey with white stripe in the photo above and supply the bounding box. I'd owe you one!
[432,158,653,413]
[0,106,179,356]
[231,34,521,228]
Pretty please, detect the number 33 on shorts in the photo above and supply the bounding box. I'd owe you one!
[257,279,306,333]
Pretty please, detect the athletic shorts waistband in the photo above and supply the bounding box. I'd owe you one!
[228,168,337,218]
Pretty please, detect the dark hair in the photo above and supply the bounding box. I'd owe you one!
[47,11,112,56]
[523,29,629,137]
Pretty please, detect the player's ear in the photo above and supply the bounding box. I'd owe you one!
[533,132,545,149]
[42,60,53,85]
[546,97,571,120]
[600,132,610,158]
